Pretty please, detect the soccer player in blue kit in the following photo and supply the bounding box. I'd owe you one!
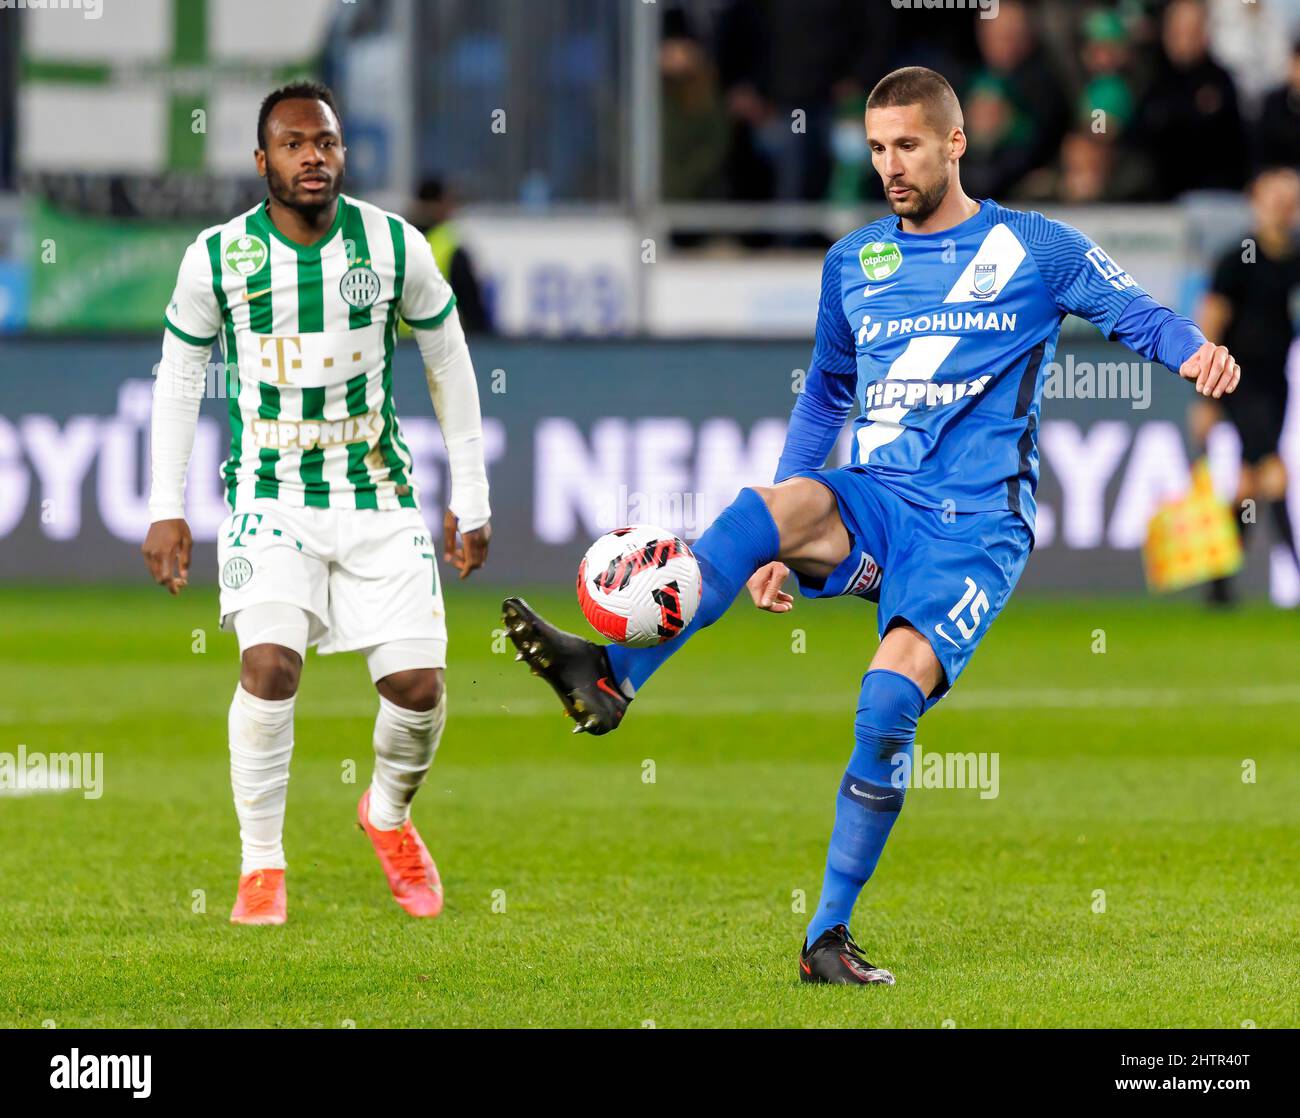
[502,68,1242,985]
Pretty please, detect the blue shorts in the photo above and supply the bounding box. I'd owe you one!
[790,467,1033,707]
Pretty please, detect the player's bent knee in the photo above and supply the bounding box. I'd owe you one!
[239,643,302,700]
[873,623,945,699]
[377,667,444,712]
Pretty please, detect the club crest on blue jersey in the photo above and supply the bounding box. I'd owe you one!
[971,263,997,299]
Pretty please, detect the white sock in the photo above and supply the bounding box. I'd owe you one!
[367,692,446,831]
[228,683,295,874]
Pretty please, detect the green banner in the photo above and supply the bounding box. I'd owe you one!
[26,199,199,333]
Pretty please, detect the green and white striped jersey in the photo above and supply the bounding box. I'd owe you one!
[164,194,457,512]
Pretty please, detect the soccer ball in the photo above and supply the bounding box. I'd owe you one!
[577,525,703,647]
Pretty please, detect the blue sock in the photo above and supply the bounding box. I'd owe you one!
[806,669,925,944]
[605,487,780,695]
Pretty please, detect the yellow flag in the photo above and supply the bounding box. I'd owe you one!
[1143,458,1243,592]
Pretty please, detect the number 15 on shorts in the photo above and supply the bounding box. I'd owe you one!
[934,576,988,648]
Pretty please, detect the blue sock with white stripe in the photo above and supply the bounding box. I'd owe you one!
[806,669,925,944]
[605,487,780,695]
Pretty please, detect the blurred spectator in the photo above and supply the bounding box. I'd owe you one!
[1207,0,1300,116]
[657,0,1292,214]
[963,74,1034,197]
[960,0,1070,198]
[827,87,872,206]
[1134,0,1248,198]
[411,179,492,335]
[1255,39,1300,170]
[660,28,730,201]
[1023,129,1150,203]
[891,3,981,81]
[714,0,893,202]
[1077,8,1137,138]
[1058,131,1116,202]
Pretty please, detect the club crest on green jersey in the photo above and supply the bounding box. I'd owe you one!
[224,235,268,277]
[221,556,253,589]
[340,264,381,308]
[859,241,903,283]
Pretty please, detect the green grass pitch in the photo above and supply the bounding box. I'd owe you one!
[0,584,1296,1028]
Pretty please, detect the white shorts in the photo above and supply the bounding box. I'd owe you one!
[216,497,447,664]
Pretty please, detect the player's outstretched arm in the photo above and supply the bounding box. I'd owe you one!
[1110,294,1242,399]
[1021,214,1242,400]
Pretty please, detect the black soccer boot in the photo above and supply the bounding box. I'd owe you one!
[501,597,631,735]
[799,924,896,986]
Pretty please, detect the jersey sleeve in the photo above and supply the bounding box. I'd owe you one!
[163,236,221,347]
[810,242,857,375]
[399,221,458,328]
[1019,212,1148,338]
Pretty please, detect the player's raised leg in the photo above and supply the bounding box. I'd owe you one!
[798,626,939,985]
[228,603,309,926]
[503,478,849,734]
[357,647,448,918]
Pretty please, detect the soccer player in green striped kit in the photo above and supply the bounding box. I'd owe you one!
[141,82,492,924]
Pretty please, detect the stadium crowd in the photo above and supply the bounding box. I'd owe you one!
[660,0,1300,204]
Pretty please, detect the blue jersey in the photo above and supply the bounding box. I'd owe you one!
[787,199,1203,536]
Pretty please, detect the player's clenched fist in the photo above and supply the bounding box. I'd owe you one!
[1180,341,1241,399]
[748,561,793,612]
[141,518,192,596]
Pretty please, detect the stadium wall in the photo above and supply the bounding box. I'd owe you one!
[1,336,1295,600]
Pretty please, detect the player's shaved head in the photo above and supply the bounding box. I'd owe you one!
[865,68,968,226]
[866,67,963,136]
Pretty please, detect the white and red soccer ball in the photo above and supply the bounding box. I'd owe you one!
[577,525,703,647]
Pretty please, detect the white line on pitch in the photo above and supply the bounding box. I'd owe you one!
[3,683,1300,725]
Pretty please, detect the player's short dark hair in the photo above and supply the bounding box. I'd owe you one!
[257,80,342,150]
[417,178,447,203]
[867,67,963,135]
